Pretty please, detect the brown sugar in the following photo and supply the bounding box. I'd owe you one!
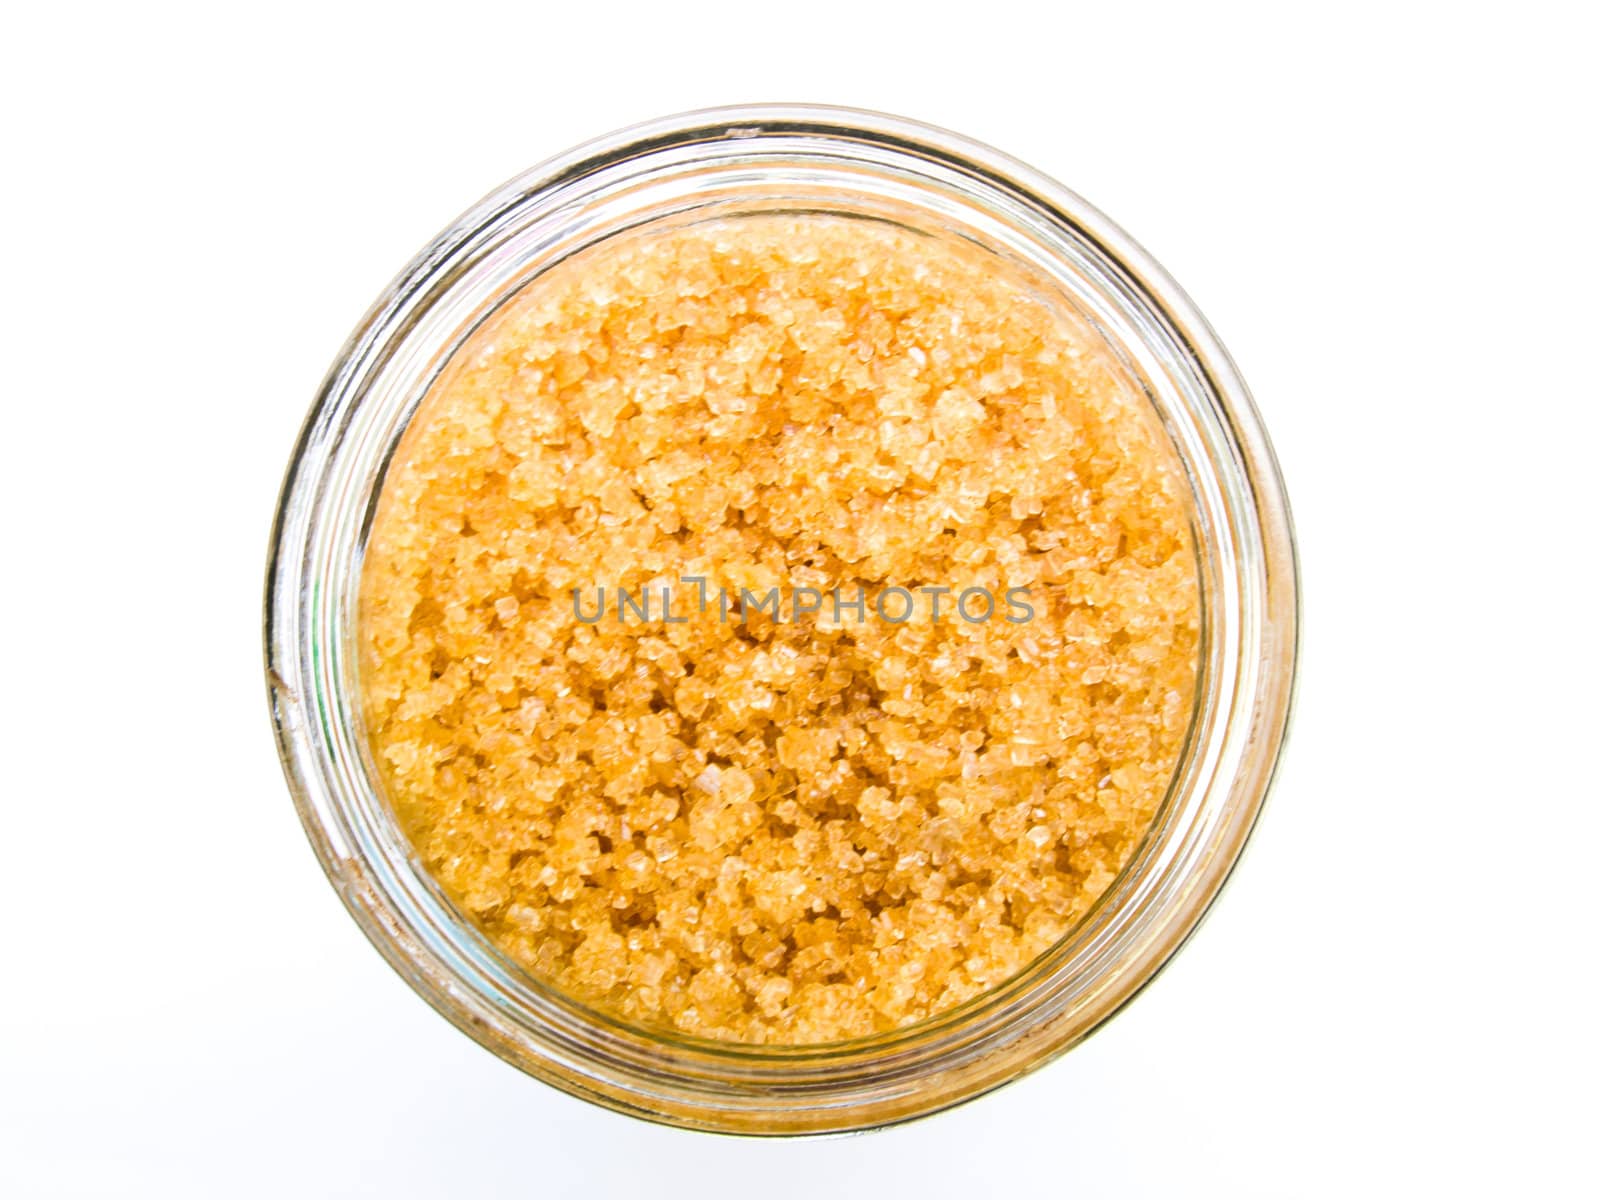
[359,214,1199,1044]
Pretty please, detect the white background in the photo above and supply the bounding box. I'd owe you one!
[3,2,1596,1196]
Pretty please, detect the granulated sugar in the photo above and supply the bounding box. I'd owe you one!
[360,214,1198,1044]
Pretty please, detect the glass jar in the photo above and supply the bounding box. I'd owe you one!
[264,104,1298,1134]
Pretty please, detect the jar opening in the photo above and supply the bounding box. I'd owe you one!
[266,104,1297,1133]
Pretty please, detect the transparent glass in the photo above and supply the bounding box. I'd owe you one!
[264,104,1298,1134]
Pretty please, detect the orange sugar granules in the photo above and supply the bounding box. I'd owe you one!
[359,214,1199,1044]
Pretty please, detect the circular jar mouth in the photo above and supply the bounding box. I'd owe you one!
[265,104,1298,1135]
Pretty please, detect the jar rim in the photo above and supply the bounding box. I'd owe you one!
[265,103,1299,1134]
